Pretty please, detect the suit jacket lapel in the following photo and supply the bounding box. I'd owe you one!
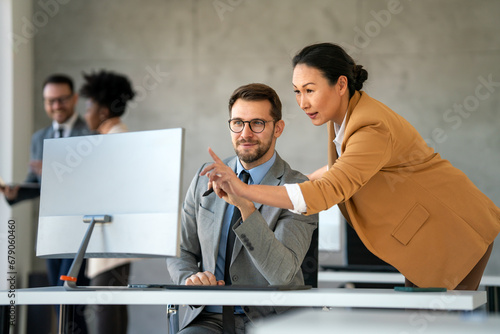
[328,124,351,224]
[253,153,284,211]
[328,90,361,162]
[328,92,362,226]
[71,116,85,136]
[45,126,56,140]
[231,153,284,260]
[328,121,337,167]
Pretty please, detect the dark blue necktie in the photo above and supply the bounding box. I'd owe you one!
[55,128,64,138]
[224,170,250,285]
[223,170,250,334]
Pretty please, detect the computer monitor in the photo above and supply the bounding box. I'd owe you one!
[319,205,398,274]
[36,128,184,260]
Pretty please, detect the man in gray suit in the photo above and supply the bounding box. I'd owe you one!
[167,83,318,333]
[2,74,91,205]
[1,74,91,334]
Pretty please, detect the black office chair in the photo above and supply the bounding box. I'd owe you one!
[301,228,319,288]
[166,228,319,333]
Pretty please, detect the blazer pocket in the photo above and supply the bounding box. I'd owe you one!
[198,204,217,238]
[198,204,215,221]
[392,203,429,246]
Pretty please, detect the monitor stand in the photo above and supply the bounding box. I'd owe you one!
[60,215,116,291]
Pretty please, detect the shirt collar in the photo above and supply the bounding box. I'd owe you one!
[52,111,78,134]
[236,151,277,185]
[333,111,348,146]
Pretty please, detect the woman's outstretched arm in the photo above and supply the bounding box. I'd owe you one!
[200,147,294,210]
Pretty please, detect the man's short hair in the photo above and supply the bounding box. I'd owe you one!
[228,83,282,122]
[43,74,74,93]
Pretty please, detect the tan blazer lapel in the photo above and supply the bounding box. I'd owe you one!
[328,121,352,226]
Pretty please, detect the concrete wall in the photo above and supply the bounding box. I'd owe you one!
[1,1,34,333]
[11,0,500,332]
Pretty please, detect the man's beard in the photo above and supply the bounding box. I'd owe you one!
[234,138,272,164]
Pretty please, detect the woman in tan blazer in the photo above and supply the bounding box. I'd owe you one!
[203,43,500,290]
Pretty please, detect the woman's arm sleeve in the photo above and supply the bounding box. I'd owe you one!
[299,125,393,215]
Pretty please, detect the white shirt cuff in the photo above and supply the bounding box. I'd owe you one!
[284,183,307,214]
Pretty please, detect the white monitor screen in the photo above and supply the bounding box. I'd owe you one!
[36,128,183,259]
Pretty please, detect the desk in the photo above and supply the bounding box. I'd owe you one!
[0,286,486,310]
[318,271,500,312]
[250,308,500,334]
[0,287,487,333]
[319,271,404,285]
[318,272,500,286]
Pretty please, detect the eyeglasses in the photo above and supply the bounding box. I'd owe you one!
[44,94,73,107]
[228,118,274,133]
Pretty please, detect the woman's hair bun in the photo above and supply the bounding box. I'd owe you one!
[353,64,368,91]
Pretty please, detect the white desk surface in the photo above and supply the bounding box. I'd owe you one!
[0,286,486,311]
[250,308,500,334]
[318,271,500,286]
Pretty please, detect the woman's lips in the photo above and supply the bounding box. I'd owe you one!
[306,112,318,119]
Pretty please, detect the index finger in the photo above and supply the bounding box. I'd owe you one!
[208,147,223,163]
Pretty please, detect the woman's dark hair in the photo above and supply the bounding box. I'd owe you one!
[292,43,368,97]
[228,83,282,122]
[79,70,135,117]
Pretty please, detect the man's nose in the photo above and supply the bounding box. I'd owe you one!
[240,122,254,137]
[52,100,64,109]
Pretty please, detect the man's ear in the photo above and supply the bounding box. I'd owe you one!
[274,119,285,138]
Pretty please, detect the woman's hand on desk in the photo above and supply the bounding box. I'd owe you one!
[185,271,225,286]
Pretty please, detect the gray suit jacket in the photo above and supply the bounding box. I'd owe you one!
[167,153,318,328]
[8,116,91,205]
